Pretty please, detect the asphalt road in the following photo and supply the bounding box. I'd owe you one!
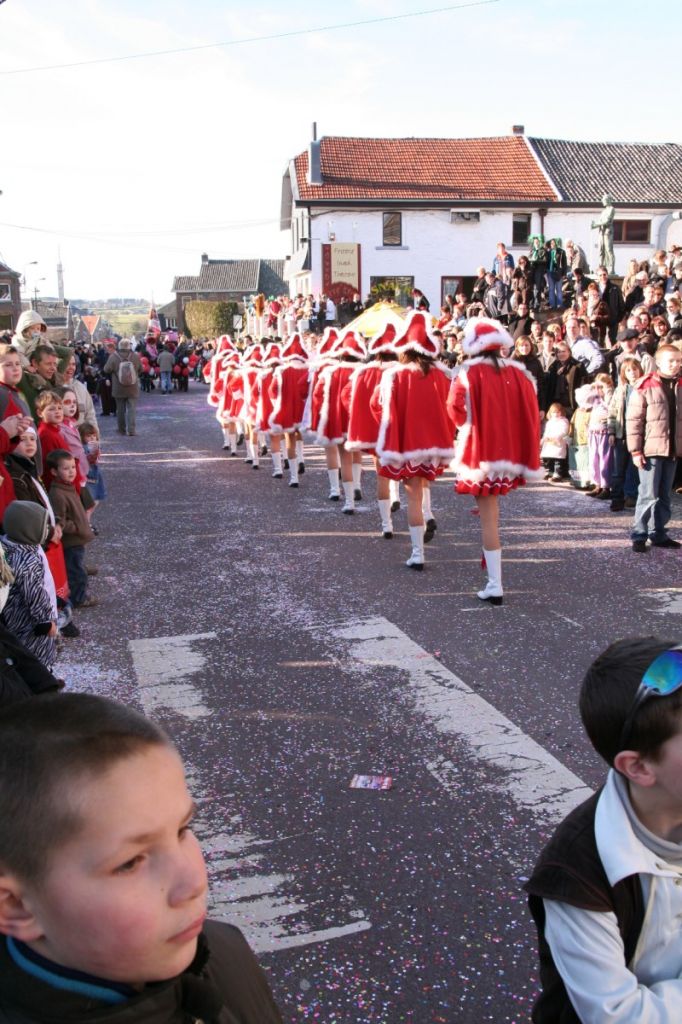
[61,381,682,1024]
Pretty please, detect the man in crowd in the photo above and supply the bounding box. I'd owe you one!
[626,344,682,552]
[597,266,626,343]
[20,345,62,422]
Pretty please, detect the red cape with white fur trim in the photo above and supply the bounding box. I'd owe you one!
[346,362,386,452]
[314,363,358,445]
[373,362,455,479]
[448,357,542,495]
[269,363,310,433]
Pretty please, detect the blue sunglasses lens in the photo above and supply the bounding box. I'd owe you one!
[641,648,682,697]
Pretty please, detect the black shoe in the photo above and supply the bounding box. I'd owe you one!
[610,501,625,512]
[632,538,648,552]
[329,493,340,502]
[406,561,424,572]
[283,458,290,470]
[651,537,682,549]
[390,500,401,513]
[624,496,637,508]
[260,445,268,457]
[354,489,362,502]
[222,443,230,450]
[298,462,305,475]
[424,518,437,544]
[252,464,260,470]
[586,488,603,498]
[382,530,393,539]
[60,622,80,638]
[272,472,283,479]
[289,481,299,488]
[342,507,354,515]
[244,458,253,465]
[230,451,238,457]
[596,489,612,500]
[236,433,244,446]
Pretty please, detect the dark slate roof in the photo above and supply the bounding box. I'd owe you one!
[172,275,199,292]
[197,260,260,293]
[157,300,176,316]
[528,137,682,204]
[258,259,287,297]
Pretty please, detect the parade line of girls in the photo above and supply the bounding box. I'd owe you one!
[205,313,541,605]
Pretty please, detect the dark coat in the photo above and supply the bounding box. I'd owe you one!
[0,921,283,1024]
[544,357,587,414]
[600,281,626,339]
[0,619,62,708]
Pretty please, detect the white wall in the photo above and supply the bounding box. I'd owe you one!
[288,204,671,301]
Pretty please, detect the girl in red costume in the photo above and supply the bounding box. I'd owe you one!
[346,322,400,537]
[373,311,455,569]
[448,318,541,605]
[305,328,341,500]
[216,351,242,456]
[269,334,310,488]
[241,343,265,468]
[314,329,367,514]
[253,344,282,476]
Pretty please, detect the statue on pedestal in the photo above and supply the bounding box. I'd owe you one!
[591,193,616,274]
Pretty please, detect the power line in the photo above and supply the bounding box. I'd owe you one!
[0,0,500,76]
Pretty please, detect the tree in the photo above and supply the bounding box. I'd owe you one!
[214,301,239,335]
[184,300,221,339]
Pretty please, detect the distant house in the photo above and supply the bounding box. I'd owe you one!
[280,127,682,307]
[27,299,74,343]
[157,300,178,332]
[0,261,22,334]
[172,254,287,333]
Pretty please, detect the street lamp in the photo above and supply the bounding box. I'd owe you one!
[22,261,38,298]
[33,277,46,307]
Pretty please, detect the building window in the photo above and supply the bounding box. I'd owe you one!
[441,277,463,306]
[512,214,532,246]
[370,275,414,307]
[0,284,10,302]
[613,220,650,244]
[382,212,402,247]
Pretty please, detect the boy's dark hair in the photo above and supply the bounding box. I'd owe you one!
[34,390,63,416]
[45,448,74,471]
[0,693,170,884]
[579,637,681,766]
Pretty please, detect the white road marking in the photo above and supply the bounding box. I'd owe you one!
[130,635,372,953]
[551,611,583,628]
[329,616,593,825]
[646,589,682,615]
[129,632,215,720]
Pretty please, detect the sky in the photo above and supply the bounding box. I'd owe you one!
[1,0,681,305]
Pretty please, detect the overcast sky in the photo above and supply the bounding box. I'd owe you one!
[2,0,680,304]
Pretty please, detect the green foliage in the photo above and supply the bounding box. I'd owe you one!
[214,301,239,335]
[185,300,221,338]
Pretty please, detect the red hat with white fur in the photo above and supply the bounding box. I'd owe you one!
[369,321,397,356]
[216,334,236,354]
[337,329,367,360]
[461,317,512,356]
[393,310,440,357]
[244,344,264,366]
[263,345,281,367]
[317,327,340,357]
[281,333,309,362]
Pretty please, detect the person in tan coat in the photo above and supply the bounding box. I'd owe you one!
[626,344,682,551]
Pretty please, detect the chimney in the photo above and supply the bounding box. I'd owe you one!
[511,125,525,135]
[201,252,209,264]
[307,122,323,186]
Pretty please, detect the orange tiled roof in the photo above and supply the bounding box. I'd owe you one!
[293,136,557,203]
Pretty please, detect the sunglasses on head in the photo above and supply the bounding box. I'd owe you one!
[618,646,682,752]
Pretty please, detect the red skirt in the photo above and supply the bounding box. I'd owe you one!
[45,540,70,600]
[379,462,446,482]
[454,476,526,497]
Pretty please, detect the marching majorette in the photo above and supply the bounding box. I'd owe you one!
[216,351,242,455]
[448,317,542,604]
[305,327,342,500]
[241,343,265,468]
[373,310,455,570]
[346,321,400,537]
[204,335,237,411]
[314,328,368,514]
[254,344,282,476]
[269,333,310,487]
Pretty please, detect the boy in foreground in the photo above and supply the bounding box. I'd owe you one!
[526,637,682,1022]
[0,693,283,1023]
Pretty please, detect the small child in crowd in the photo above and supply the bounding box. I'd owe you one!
[586,372,614,500]
[568,385,593,490]
[46,450,96,609]
[35,391,68,492]
[607,357,643,513]
[540,402,571,482]
[0,693,283,1023]
[1,500,58,669]
[79,422,107,509]
[59,387,90,485]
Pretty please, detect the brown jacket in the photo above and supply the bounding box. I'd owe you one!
[48,479,94,547]
[625,372,682,457]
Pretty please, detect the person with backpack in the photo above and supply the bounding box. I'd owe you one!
[103,338,142,436]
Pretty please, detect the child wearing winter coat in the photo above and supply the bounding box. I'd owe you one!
[540,403,571,481]
[607,357,643,512]
[568,385,594,490]
[79,422,107,508]
[1,500,58,670]
[586,372,614,500]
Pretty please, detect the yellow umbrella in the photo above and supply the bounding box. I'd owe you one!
[345,301,406,338]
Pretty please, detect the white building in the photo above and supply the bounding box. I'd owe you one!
[280,127,682,309]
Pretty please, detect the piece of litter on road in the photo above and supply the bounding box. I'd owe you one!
[350,774,393,790]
